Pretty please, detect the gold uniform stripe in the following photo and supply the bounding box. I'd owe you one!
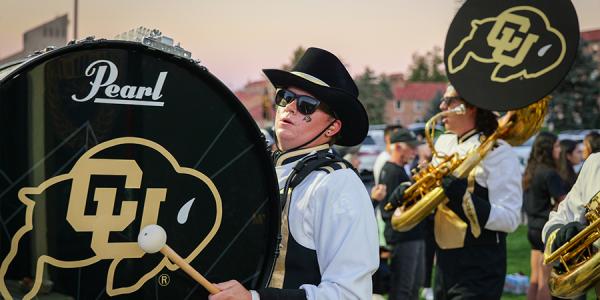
[275,144,330,167]
[269,189,291,288]
[462,169,482,238]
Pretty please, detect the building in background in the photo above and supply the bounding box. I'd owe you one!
[234,79,275,128]
[115,27,191,59]
[385,82,447,126]
[0,15,68,65]
[582,28,600,67]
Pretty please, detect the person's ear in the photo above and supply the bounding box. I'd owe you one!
[327,119,342,137]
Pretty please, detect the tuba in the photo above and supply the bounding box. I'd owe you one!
[544,194,600,298]
[385,97,548,232]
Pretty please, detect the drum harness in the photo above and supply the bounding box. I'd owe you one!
[272,148,357,259]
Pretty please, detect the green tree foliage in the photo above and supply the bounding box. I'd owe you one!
[281,46,306,71]
[548,40,600,131]
[354,67,393,124]
[407,46,447,82]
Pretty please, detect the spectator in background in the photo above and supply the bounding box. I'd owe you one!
[373,125,402,185]
[583,131,600,160]
[343,150,361,170]
[379,129,423,300]
[523,132,567,300]
[556,139,582,189]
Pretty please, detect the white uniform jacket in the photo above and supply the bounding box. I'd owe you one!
[543,153,600,243]
[271,145,379,300]
[432,130,522,233]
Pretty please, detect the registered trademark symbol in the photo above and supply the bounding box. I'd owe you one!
[158,274,170,286]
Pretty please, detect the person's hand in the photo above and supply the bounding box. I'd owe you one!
[208,280,251,300]
[387,182,411,209]
[371,184,387,202]
[441,175,467,203]
[552,222,586,252]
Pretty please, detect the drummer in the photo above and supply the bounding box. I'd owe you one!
[210,48,379,300]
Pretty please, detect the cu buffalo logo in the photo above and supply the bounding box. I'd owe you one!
[0,137,222,299]
[447,6,566,83]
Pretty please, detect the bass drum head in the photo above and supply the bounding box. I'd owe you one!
[0,41,279,299]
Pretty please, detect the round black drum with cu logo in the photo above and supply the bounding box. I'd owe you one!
[444,0,579,111]
[0,40,279,299]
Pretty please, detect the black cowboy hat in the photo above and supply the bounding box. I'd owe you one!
[263,47,368,147]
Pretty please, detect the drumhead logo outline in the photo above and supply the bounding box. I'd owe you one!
[0,137,222,299]
[447,6,566,83]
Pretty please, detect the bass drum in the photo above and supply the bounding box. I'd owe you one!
[0,40,279,299]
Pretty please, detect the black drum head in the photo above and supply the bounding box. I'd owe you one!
[444,0,579,111]
[0,41,279,299]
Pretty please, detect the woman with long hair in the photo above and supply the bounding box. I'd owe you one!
[523,132,567,300]
[556,139,583,189]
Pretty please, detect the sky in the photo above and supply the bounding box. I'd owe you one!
[1,0,599,90]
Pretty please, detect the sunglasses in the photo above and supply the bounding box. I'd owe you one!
[440,96,463,106]
[274,88,321,115]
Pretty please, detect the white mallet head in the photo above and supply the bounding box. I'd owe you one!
[138,224,167,254]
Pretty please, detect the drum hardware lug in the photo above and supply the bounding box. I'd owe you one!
[273,234,283,256]
[67,36,97,45]
[27,46,57,58]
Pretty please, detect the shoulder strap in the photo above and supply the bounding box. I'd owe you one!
[280,150,356,210]
[288,150,355,189]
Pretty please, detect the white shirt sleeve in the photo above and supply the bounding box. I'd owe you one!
[542,153,600,243]
[373,151,390,185]
[481,143,522,233]
[299,169,379,300]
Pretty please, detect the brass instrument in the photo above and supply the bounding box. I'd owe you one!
[544,194,600,298]
[384,97,549,232]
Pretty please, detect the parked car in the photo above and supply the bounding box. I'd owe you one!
[512,135,535,174]
[558,129,598,143]
[407,122,444,142]
[357,128,385,173]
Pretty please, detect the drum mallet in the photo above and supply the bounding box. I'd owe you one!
[137,224,220,294]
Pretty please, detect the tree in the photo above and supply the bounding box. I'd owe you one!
[548,40,600,131]
[281,46,306,71]
[407,46,447,82]
[354,67,393,124]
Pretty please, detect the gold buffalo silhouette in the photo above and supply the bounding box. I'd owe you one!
[0,137,222,299]
[447,6,566,83]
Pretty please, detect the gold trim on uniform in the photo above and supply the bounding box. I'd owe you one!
[274,144,330,167]
[462,169,482,238]
[458,129,478,144]
[434,203,467,249]
[269,188,292,288]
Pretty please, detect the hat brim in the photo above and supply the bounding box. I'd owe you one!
[263,69,368,147]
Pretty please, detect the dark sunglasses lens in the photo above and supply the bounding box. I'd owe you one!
[296,96,320,115]
[441,96,461,105]
[275,89,296,107]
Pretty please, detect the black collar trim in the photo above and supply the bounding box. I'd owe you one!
[458,129,479,144]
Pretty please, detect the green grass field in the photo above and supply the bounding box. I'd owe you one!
[503,225,530,300]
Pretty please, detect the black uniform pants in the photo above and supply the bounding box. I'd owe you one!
[434,237,506,300]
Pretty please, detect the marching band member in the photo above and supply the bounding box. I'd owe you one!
[542,153,600,297]
[401,85,522,300]
[210,47,379,300]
